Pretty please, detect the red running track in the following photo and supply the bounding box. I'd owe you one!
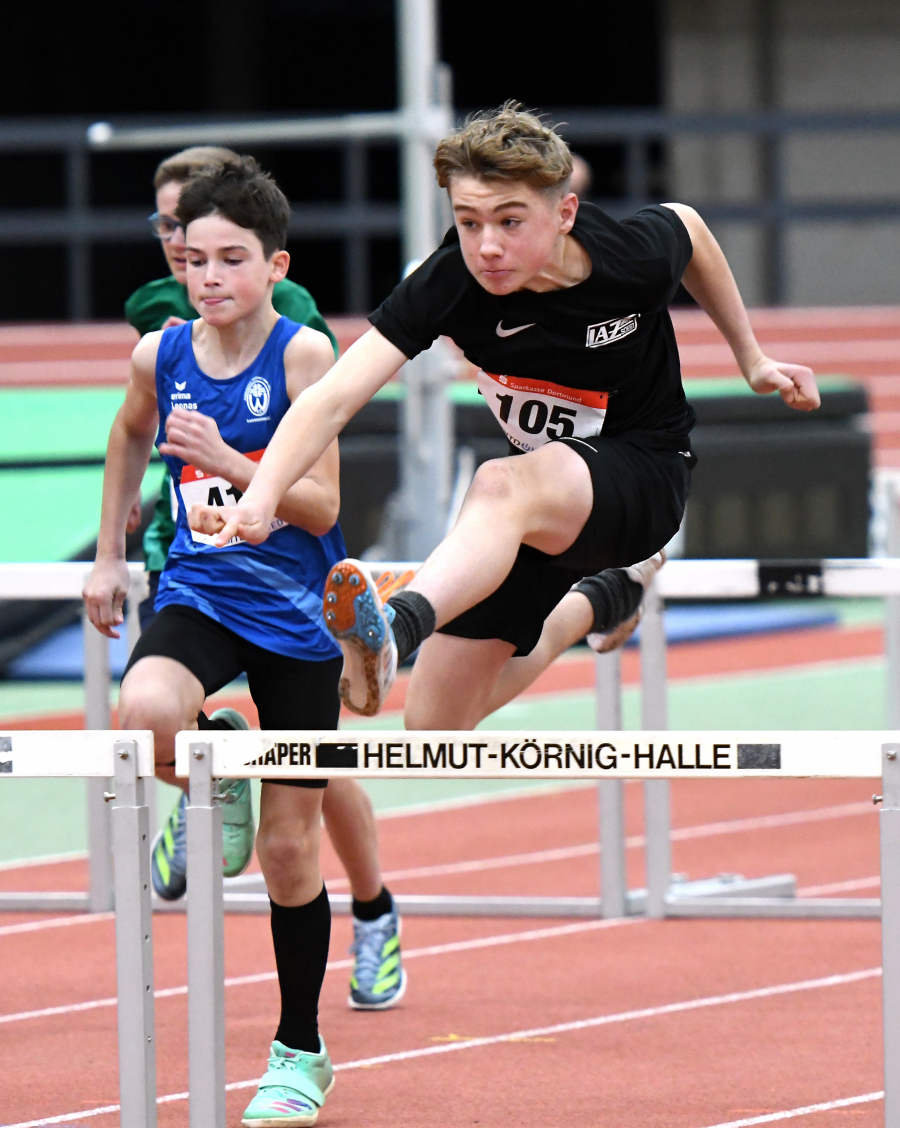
[0,776,887,1128]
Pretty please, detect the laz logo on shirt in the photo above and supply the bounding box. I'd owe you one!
[586,313,639,348]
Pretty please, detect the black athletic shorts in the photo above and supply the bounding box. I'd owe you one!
[125,603,342,788]
[438,429,696,657]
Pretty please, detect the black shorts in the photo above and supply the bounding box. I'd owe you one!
[125,603,342,788]
[438,429,695,657]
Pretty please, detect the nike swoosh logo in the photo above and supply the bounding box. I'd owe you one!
[496,321,536,338]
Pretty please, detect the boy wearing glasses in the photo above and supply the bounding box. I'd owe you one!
[121,147,406,1015]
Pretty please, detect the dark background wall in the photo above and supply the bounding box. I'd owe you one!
[0,0,661,320]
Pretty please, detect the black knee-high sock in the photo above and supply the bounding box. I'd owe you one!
[352,884,393,921]
[196,712,233,730]
[386,591,436,664]
[271,885,331,1053]
[572,569,643,634]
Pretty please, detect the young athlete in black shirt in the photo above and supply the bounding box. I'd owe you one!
[193,103,818,728]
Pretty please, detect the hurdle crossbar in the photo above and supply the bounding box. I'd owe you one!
[0,730,156,1128]
[177,730,900,1128]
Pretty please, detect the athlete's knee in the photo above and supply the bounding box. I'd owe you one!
[466,457,519,506]
[257,816,319,882]
[119,674,189,739]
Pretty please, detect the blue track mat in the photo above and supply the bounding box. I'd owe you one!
[628,603,838,647]
[6,603,839,680]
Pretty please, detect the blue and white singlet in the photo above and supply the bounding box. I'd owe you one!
[153,316,345,661]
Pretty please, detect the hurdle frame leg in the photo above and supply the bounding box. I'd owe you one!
[84,610,114,913]
[881,743,900,1127]
[187,741,226,1128]
[640,580,673,917]
[595,650,627,918]
[112,739,157,1128]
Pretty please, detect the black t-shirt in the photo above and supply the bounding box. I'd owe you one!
[370,202,695,440]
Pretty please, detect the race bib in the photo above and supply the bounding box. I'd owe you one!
[179,450,286,546]
[476,370,609,453]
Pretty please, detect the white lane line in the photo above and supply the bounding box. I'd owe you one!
[0,917,638,1026]
[798,876,880,897]
[0,851,87,873]
[3,966,881,1128]
[323,800,874,890]
[697,1091,883,1127]
[0,913,114,938]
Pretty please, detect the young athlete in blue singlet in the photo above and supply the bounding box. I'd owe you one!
[84,158,380,1126]
[126,145,404,1018]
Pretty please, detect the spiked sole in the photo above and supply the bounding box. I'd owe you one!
[323,560,395,717]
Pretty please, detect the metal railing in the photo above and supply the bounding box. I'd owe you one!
[1,107,899,317]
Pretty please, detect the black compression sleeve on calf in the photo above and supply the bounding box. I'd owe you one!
[572,569,644,634]
[386,590,436,664]
[352,884,393,922]
[271,884,331,1053]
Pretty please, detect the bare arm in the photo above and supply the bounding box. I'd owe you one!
[662,203,819,412]
[196,326,407,546]
[166,327,342,537]
[83,333,161,637]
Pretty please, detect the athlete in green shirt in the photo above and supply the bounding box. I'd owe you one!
[129,147,405,1015]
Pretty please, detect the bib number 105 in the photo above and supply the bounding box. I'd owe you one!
[495,393,577,438]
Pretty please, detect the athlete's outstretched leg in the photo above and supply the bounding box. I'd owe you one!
[405,635,515,730]
[479,552,666,720]
[324,443,592,717]
[405,442,592,628]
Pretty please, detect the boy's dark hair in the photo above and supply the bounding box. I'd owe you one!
[176,156,291,259]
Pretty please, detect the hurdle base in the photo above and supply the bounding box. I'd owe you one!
[148,872,798,919]
[666,896,881,919]
[0,891,91,912]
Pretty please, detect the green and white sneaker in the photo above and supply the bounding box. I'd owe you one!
[212,707,255,879]
[150,708,253,899]
[151,791,187,900]
[242,1039,335,1127]
[348,907,406,1010]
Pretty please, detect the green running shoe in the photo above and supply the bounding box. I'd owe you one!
[348,907,406,1010]
[151,791,187,900]
[242,1039,334,1127]
[210,708,255,879]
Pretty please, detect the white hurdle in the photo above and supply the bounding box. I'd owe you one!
[0,562,148,914]
[0,729,157,1128]
[175,728,900,1128]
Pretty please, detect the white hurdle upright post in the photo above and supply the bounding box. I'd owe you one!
[187,740,227,1128]
[881,742,900,1128]
[0,730,156,1126]
[595,650,626,918]
[112,738,158,1128]
[640,579,672,919]
[886,485,900,728]
[83,609,115,913]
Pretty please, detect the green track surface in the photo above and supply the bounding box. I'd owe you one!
[0,463,165,562]
[0,387,164,562]
[0,388,128,461]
